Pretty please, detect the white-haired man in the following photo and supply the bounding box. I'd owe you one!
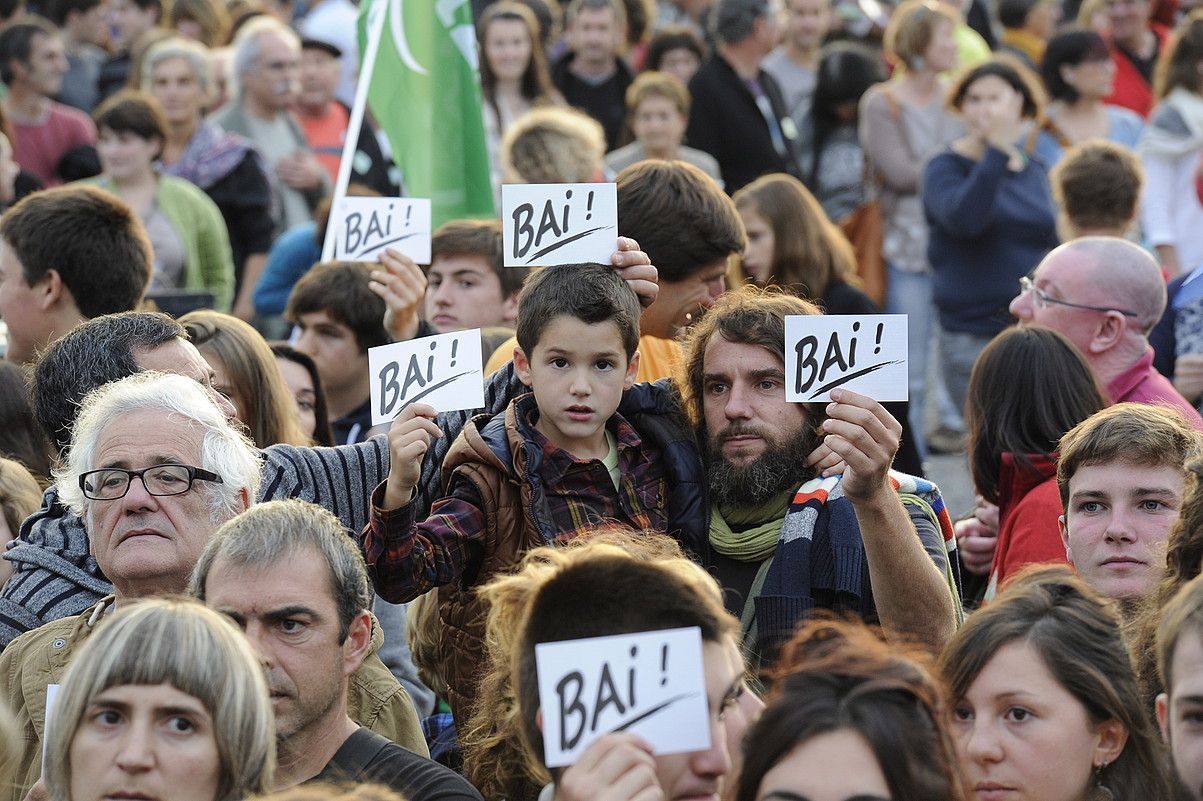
[210,15,328,235]
[0,372,421,801]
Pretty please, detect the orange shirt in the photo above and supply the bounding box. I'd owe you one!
[298,103,349,183]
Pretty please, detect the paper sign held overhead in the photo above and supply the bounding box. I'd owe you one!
[536,626,710,768]
[331,197,432,264]
[368,330,484,426]
[502,183,618,266]
[785,314,908,402]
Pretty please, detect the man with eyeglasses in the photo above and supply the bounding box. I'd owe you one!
[1009,236,1203,428]
[0,371,424,801]
[957,237,1203,598]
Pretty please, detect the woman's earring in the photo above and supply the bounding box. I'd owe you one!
[1088,763,1115,801]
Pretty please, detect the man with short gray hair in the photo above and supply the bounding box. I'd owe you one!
[193,499,481,797]
[686,0,801,192]
[211,15,328,235]
[551,0,633,151]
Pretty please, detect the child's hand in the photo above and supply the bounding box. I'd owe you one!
[383,403,442,509]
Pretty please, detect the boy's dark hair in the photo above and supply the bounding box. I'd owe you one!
[0,16,57,85]
[616,160,745,284]
[431,219,530,299]
[285,262,390,352]
[0,185,152,319]
[42,0,102,27]
[515,552,732,769]
[1056,403,1203,510]
[515,263,640,358]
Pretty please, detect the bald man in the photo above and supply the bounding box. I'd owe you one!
[1010,236,1203,428]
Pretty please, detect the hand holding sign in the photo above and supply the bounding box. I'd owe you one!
[536,627,710,768]
[503,183,618,267]
[820,388,902,504]
[332,197,432,264]
[555,733,662,801]
[785,314,908,403]
[383,403,442,509]
[372,248,428,342]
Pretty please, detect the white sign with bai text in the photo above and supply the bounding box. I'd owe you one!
[785,314,909,402]
[502,183,617,267]
[331,197,432,264]
[535,626,710,768]
[368,330,484,426]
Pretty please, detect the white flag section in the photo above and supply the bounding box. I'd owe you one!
[331,197,432,264]
[502,183,618,266]
[785,314,909,402]
[536,627,710,768]
[368,330,484,426]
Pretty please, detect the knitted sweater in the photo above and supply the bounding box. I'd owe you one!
[923,146,1059,336]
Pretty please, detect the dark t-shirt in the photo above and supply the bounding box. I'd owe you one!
[316,727,483,801]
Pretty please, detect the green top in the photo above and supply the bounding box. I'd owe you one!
[82,173,235,311]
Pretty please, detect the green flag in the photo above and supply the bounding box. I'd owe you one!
[359,0,495,225]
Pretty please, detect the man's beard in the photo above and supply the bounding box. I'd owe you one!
[706,418,822,508]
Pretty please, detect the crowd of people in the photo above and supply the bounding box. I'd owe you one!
[0,0,1199,797]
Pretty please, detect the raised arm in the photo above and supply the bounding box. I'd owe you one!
[822,389,958,649]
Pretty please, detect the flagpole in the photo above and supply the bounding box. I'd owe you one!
[321,0,390,262]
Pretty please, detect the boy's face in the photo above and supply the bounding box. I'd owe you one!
[424,254,518,334]
[1059,459,1185,604]
[1159,627,1203,801]
[294,310,369,400]
[513,315,639,459]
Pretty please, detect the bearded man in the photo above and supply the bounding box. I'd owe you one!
[681,286,961,663]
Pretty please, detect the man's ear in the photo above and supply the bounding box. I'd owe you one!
[1157,691,1171,744]
[1087,312,1126,354]
[35,269,67,312]
[342,610,373,676]
[1059,513,1073,562]
[513,346,533,387]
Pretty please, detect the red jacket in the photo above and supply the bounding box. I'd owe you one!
[1105,24,1169,118]
[985,453,1068,601]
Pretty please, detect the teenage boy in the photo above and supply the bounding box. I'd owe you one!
[1057,402,1203,620]
[1156,573,1203,801]
[287,261,390,444]
[364,262,707,723]
[424,219,526,335]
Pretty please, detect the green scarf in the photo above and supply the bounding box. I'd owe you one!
[709,490,795,562]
